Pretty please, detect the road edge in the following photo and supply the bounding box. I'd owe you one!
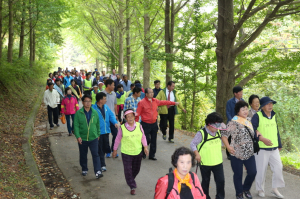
[22,86,50,199]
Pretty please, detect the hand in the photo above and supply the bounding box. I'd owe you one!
[175,102,179,106]
[227,146,235,155]
[182,109,187,113]
[262,137,273,146]
[115,123,120,129]
[112,150,117,158]
[195,153,201,163]
[98,136,100,140]
[144,147,149,157]
[77,137,82,145]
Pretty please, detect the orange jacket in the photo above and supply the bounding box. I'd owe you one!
[154,171,206,199]
[135,98,175,124]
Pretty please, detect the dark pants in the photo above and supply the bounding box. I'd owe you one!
[226,135,232,158]
[57,104,61,116]
[200,163,225,199]
[141,121,158,158]
[230,155,257,196]
[78,84,83,94]
[78,138,101,174]
[110,123,118,152]
[98,134,111,166]
[121,152,143,189]
[47,105,59,127]
[65,114,75,134]
[160,106,175,140]
[83,90,91,96]
[118,106,123,122]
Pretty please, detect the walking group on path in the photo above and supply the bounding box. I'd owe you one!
[43,67,286,199]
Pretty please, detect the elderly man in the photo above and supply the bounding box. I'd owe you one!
[156,81,186,143]
[251,97,285,198]
[44,82,60,130]
[135,88,180,160]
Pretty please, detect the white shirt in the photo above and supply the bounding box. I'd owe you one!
[44,89,60,108]
[166,89,175,106]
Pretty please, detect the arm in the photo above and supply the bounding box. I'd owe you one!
[113,127,123,150]
[73,112,80,139]
[221,122,235,154]
[139,124,148,147]
[108,107,118,125]
[43,92,48,105]
[156,99,176,106]
[175,93,184,109]
[96,114,100,137]
[114,93,118,115]
[154,178,167,199]
[116,92,122,98]
[276,117,282,148]
[251,113,259,140]
[190,132,203,163]
[124,99,129,110]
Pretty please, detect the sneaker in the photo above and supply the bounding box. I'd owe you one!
[101,166,107,172]
[169,139,174,143]
[162,135,166,140]
[115,154,119,158]
[258,191,265,197]
[130,188,136,195]
[271,190,284,198]
[106,153,111,158]
[56,123,60,127]
[244,191,252,199]
[95,171,103,179]
[50,127,53,130]
[236,193,244,199]
[82,171,88,176]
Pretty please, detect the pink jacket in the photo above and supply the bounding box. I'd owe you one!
[61,95,79,115]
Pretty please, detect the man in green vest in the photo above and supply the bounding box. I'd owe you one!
[91,84,100,105]
[190,112,226,199]
[156,81,186,143]
[116,84,126,122]
[251,97,285,198]
[83,73,93,96]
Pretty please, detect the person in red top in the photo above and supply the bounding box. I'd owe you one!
[135,88,179,160]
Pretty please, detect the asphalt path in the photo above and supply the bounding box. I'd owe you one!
[48,102,300,199]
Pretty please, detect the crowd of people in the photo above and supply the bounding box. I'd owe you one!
[43,68,285,199]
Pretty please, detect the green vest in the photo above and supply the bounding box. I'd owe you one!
[84,79,92,91]
[257,111,278,148]
[121,122,142,156]
[197,129,223,166]
[117,91,126,105]
[91,90,100,105]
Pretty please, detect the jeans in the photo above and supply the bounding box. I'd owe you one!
[230,155,257,196]
[65,114,75,134]
[78,138,101,174]
[98,134,111,167]
[47,105,59,127]
[200,163,225,199]
[141,121,158,158]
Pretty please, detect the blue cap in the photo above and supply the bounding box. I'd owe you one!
[259,97,277,109]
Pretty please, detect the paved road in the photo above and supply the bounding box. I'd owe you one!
[48,103,300,199]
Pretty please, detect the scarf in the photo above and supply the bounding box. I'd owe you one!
[54,84,64,97]
[232,116,253,131]
[174,168,192,193]
[68,85,79,99]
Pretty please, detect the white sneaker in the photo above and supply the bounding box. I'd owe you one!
[258,190,265,197]
[101,166,107,171]
[271,190,284,198]
[95,171,103,179]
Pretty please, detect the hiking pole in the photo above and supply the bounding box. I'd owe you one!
[196,162,200,174]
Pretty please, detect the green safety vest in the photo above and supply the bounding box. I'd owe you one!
[84,79,92,91]
[257,111,278,148]
[197,129,223,166]
[117,91,127,105]
[121,122,142,156]
[91,90,100,105]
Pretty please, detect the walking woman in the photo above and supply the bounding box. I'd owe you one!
[69,79,81,101]
[112,109,149,195]
[154,147,205,199]
[221,101,257,199]
[61,87,79,136]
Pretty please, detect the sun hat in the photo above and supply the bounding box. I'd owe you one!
[259,96,277,109]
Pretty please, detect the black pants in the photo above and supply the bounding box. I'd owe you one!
[47,105,59,127]
[226,135,232,158]
[83,90,91,96]
[160,106,175,140]
[200,163,225,199]
[98,134,111,167]
[110,122,118,152]
[57,104,61,116]
[141,121,158,158]
[118,106,123,122]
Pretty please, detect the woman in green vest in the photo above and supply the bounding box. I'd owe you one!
[222,101,257,199]
[91,84,100,105]
[116,84,126,122]
[190,112,226,199]
[112,109,149,195]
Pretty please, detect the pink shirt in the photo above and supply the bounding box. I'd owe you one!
[113,122,147,151]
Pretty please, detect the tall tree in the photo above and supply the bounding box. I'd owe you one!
[126,0,131,79]
[7,0,13,62]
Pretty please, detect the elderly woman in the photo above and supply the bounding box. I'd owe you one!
[112,109,149,195]
[221,101,257,199]
[248,95,260,119]
[155,147,205,199]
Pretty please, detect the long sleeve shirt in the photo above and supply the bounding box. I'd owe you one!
[121,80,132,92]
[135,98,176,124]
[44,89,60,108]
[113,122,148,150]
[124,96,141,112]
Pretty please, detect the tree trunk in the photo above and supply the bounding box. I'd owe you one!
[143,13,150,89]
[96,58,99,70]
[100,60,103,72]
[19,0,26,58]
[215,0,236,120]
[7,0,14,63]
[126,0,131,80]
[118,0,124,76]
[190,58,197,128]
[29,0,33,67]
[0,0,3,59]
[33,29,36,61]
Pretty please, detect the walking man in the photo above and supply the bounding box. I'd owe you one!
[121,75,131,92]
[156,81,186,143]
[153,80,162,98]
[63,71,73,87]
[44,82,60,130]
[83,73,93,96]
[74,71,83,94]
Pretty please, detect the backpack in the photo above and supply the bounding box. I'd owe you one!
[164,168,203,199]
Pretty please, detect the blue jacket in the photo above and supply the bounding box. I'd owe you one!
[64,76,73,87]
[251,110,282,149]
[128,91,145,100]
[92,104,118,135]
[121,80,132,92]
[226,97,244,123]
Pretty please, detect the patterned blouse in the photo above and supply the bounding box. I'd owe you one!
[221,119,255,160]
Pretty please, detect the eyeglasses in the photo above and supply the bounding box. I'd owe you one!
[83,101,92,103]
